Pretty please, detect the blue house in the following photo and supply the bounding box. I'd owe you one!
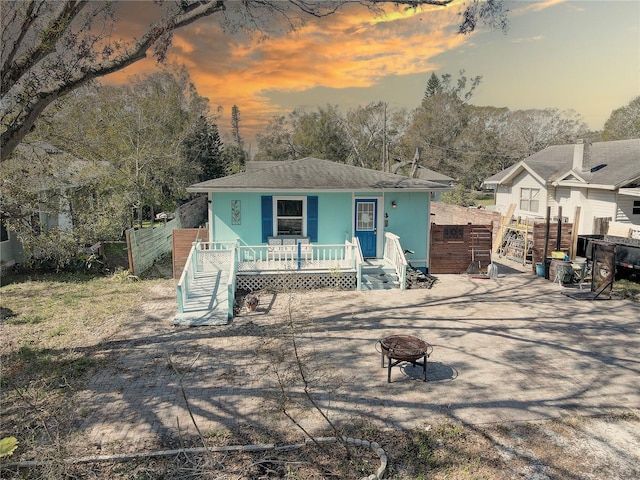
[175,157,451,325]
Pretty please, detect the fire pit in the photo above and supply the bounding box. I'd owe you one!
[378,334,431,383]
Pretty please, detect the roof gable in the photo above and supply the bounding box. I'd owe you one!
[484,138,640,189]
[188,157,452,192]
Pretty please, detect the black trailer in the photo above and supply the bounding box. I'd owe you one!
[577,234,640,276]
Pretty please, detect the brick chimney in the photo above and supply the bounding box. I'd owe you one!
[572,139,591,173]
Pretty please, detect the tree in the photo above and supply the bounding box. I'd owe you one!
[290,105,350,162]
[341,101,408,171]
[423,72,443,100]
[28,69,206,227]
[230,104,243,148]
[254,115,296,161]
[400,71,482,179]
[1,0,507,162]
[505,108,588,157]
[221,145,248,174]
[602,96,640,141]
[0,143,127,269]
[181,116,226,181]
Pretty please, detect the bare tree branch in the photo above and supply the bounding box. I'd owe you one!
[1,0,506,162]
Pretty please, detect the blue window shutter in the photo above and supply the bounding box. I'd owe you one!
[261,196,273,242]
[307,196,318,242]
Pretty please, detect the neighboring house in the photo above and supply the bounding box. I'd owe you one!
[0,142,109,267]
[175,157,451,324]
[483,138,640,235]
[0,220,23,269]
[414,166,455,201]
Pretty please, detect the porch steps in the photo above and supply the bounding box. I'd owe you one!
[361,260,400,290]
[174,270,230,326]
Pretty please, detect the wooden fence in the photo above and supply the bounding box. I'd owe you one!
[126,195,207,275]
[172,228,209,279]
[530,221,574,270]
[430,224,493,274]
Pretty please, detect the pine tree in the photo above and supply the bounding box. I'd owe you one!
[182,117,225,181]
[231,105,243,148]
[423,73,442,101]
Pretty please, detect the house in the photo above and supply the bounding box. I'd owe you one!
[0,142,110,268]
[483,138,640,235]
[175,157,451,324]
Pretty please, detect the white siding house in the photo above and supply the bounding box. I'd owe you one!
[484,139,640,235]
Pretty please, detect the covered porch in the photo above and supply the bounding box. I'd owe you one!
[175,233,409,325]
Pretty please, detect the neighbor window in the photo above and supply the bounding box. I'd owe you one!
[0,221,8,242]
[633,200,640,215]
[275,198,304,236]
[520,188,540,213]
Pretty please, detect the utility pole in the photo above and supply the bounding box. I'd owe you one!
[382,102,388,172]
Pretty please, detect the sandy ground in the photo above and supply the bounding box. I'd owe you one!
[56,258,640,479]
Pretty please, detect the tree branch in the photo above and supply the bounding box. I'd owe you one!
[1,1,88,97]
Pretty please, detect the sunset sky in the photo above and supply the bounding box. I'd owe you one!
[107,0,640,153]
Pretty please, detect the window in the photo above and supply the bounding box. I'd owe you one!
[633,200,640,215]
[275,197,305,236]
[356,201,375,231]
[0,221,8,242]
[262,196,318,242]
[520,188,540,213]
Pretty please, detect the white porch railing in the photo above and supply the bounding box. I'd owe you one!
[352,236,365,290]
[176,240,236,314]
[384,232,408,290]
[176,241,197,313]
[237,241,357,272]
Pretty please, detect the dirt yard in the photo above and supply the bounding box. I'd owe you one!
[1,262,639,479]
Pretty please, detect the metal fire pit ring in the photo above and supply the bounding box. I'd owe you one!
[378,335,432,383]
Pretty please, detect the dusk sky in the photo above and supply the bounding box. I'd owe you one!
[107,0,640,152]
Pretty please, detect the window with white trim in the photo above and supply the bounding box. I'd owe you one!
[520,188,540,213]
[274,197,305,236]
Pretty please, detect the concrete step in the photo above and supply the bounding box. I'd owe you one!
[361,270,400,290]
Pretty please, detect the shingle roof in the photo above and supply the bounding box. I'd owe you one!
[484,138,640,187]
[188,157,452,192]
[415,166,455,183]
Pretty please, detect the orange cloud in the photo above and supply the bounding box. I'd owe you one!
[104,1,472,148]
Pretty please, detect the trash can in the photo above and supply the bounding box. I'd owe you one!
[535,262,545,277]
[551,260,573,284]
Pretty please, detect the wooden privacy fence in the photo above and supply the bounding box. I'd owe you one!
[430,224,493,274]
[126,195,208,275]
[530,221,574,267]
[172,228,209,279]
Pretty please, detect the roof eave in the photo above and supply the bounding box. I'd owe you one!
[187,186,454,194]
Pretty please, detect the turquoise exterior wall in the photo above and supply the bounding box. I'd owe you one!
[211,192,353,245]
[317,193,353,243]
[209,190,430,267]
[383,192,430,270]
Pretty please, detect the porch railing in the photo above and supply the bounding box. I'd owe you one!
[176,241,198,313]
[194,241,236,272]
[352,236,365,290]
[236,241,357,272]
[178,240,362,313]
[384,232,408,290]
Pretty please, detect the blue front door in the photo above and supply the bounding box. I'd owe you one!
[355,199,377,258]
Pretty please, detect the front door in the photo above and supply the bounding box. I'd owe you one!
[355,199,377,258]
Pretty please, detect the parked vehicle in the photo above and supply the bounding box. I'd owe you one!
[577,235,640,278]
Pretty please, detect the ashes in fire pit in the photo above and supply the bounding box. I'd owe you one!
[379,334,432,383]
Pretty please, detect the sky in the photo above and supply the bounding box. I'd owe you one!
[107,0,640,153]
